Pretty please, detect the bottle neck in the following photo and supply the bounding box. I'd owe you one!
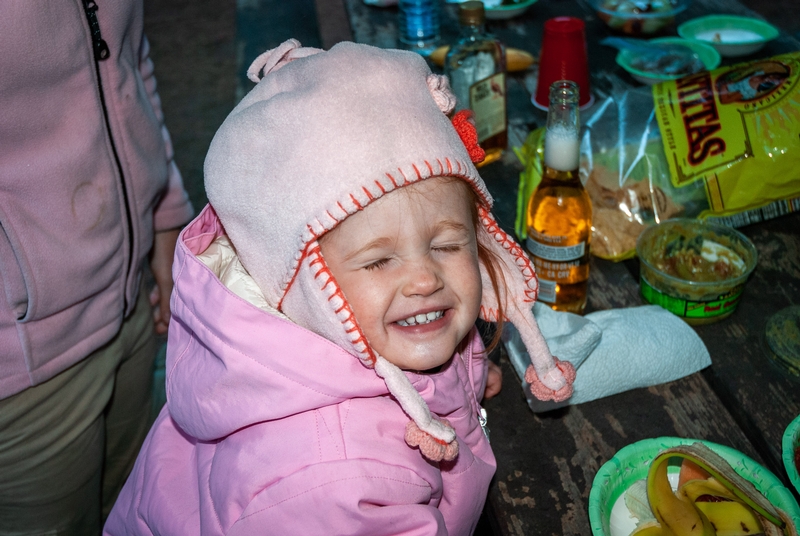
[459,22,485,38]
[542,165,581,184]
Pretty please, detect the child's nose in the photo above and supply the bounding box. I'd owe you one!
[402,259,443,297]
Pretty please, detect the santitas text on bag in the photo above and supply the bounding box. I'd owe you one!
[654,51,800,220]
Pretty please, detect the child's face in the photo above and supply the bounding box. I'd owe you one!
[320,177,482,372]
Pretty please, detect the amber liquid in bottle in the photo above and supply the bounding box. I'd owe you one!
[525,81,592,313]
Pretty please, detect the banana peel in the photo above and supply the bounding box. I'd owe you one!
[630,443,797,536]
[679,478,740,503]
[429,46,535,72]
[693,501,764,536]
[633,451,716,535]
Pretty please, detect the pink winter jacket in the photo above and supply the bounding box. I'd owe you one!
[0,0,193,398]
[104,207,497,535]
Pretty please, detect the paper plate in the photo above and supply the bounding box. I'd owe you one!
[485,0,538,20]
[615,37,721,85]
[784,414,800,496]
[588,437,800,536]
[678,15,779,57]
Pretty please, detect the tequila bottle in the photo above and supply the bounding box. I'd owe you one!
[444,1,507,166]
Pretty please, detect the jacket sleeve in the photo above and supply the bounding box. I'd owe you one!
[138,35,194,232]
[228,459,448,536]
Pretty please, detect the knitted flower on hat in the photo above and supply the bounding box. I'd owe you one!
[205,39,574,462]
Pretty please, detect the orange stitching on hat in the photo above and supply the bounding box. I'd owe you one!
[425,160,434,175]
[362,187,375,201]
[445,158,453,174]
[386,173,399,188]
[480,305,499,322]
[375,180,387,194]
[479,206,538,302]
[307,241,377,366]
[350,194,363,210]
[412,163,422,181]
[337,201,347,216]
[398,167,409,186]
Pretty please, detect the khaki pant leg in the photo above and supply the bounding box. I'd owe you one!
[0,288,155,536]
[101,289,156,518]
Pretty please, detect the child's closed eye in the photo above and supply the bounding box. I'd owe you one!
[364,258,390,271]
[432,244,463,253]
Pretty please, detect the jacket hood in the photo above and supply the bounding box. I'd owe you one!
[165,206,388,441]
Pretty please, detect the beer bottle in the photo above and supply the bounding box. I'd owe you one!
[525,80,592,313]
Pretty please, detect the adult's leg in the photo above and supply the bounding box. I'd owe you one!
[0,287,155,535]
[0,339,116,535]
[101,287,157,518]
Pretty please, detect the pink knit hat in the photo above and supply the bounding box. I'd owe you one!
[205,39,575,461]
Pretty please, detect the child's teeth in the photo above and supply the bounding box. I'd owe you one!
[398,311,443,326]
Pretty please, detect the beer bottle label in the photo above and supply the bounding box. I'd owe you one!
[537,278,557,303]
[525,239,585,262]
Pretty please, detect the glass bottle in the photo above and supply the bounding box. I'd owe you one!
[397,0,440,56]
[444,1,507,166]
[525,80,592,313]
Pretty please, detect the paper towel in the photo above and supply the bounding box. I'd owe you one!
[503,304,711,412]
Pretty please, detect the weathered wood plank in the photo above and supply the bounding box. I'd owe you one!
[484,360,761,534]
[695,214,800,481]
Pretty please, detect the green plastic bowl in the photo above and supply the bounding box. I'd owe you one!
[589,437,800,536]
[678,15,779,57]
[616,37,721,85]
[484,0,538,20]
[784,414,800,496]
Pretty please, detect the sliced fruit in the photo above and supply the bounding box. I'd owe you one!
[679,458,712,489]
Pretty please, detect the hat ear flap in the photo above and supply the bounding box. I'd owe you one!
[476,207,576,402]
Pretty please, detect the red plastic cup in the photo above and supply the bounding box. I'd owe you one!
[534,17,593,110]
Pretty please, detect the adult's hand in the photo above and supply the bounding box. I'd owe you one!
[149,228,181,335]
[484,360,503,400]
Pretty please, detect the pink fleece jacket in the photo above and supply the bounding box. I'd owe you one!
[104,207,497,535]
[0,0,193,398]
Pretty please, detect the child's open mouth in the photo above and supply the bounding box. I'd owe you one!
[396,310,445,327]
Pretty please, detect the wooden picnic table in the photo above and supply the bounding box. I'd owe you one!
[338,0,800,533]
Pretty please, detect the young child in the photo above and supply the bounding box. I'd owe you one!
[104,39,575,535]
